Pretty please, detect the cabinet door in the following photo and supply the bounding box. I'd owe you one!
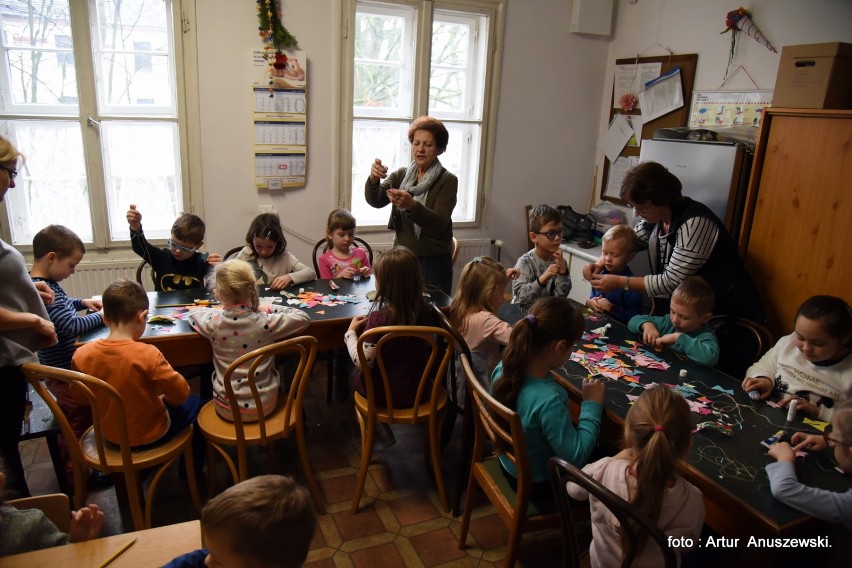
[745,113,852,336]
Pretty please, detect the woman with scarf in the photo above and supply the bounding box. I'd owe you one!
[365,116,457,295]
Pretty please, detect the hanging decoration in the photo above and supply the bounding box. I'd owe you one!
[721,7,776,80]
[257,0,299,95]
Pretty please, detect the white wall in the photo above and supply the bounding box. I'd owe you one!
[194,0,852,271]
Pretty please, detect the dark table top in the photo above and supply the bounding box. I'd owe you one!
[553,308,851,536]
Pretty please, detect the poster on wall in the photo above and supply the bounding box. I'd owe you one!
[689,91,773,128]
[252,49,307,189]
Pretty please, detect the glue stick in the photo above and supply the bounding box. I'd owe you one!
[786,399,799,422]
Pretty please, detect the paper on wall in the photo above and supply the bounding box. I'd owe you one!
[637,67,684,122]
[604,156,639,201]
[597,114,634,163]
[613,62,662,109]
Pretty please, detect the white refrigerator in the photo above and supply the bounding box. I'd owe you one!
[639,137,751,244]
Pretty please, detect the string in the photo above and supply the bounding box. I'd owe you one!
[689,435,757,481]
[717,65,760,90]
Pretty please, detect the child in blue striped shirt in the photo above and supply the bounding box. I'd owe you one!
[29,225,105,483]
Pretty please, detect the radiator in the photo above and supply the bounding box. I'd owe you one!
[61,259,143,299]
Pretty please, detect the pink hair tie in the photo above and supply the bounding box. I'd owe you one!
[654,426,665,432]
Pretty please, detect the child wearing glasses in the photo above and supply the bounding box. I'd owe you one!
[511,204,571,311]
[766,399,852,530]
[127,204,221,291]
[585,224,644,323]
[742,295,851,421]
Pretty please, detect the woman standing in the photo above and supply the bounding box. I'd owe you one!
[0,135,58,497]
[365,116,457,295]
[586,161,763,322]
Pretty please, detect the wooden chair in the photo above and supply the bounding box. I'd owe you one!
[548,457,677,568]
[428,302,475,516]
[451,236,460,266]
[310,235,374,403]
[457,354,560,568]
[135,259,156,289]
[709,315,774,379]
[351,325,453,513]
[196,336,325,513]
[22,363,203,531]
[8,493,71,533]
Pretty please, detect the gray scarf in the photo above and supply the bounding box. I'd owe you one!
[398,158,444,239]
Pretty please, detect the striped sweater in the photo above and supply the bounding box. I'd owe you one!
[31,278,104,370]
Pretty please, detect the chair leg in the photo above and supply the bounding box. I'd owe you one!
[458,475,477,549]
[183,444,204,514]
[452,401,475,517]
[145,459,178,528]
[505,525,522,568]
[351,410,375,514]
[429,412,449,513]
[295,426,325,514]
[122,469,146,531]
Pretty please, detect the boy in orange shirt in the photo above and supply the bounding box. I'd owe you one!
[72,279,202,451]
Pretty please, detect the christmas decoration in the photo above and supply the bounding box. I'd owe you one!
[721,7,776,80]
[257,0,299,95]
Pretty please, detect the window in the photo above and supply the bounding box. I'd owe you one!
[342,0,503,227]
[0,0,195,248]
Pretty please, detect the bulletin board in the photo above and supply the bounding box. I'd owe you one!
[600,53,698,205]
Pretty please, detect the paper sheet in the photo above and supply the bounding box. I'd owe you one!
[638,67,684,122]
[603,156,639,200]
[613,62,662,109]
[597,114,635,163]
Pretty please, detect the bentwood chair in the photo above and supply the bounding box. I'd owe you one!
[549,457,677,568]
[22,363,203,531]
[196,336,325,513]
[310,236,374,403]
[451,236,460,266]
[457,354,561,567]
[351,325,453,513]
[8,493,71,532]
[709,315,774,379]
[135,259,156,290]
[223,246,244,261]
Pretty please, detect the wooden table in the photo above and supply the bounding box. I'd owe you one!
[553,308,851,539]
[1,520,201,567]
[77,278,451,366]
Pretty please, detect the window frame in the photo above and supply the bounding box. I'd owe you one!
[339,0,504,230]
[0,0,202,255]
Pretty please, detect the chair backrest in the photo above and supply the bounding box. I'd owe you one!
[8,494,71,533]
[311,236,374,276]
[220,336,318,444]
[223,246,243,260]
[428,302,472,360]
[22,363,140,508]
[356,325,453,421]
[709,315,774,379]
[548,457,677,568]
[451,236,460,266]
[135,259,156,289]
[461,354,533,505]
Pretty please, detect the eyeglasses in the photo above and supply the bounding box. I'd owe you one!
[629,203,653,217]
[823,425,851,448]
[0,165,18,180]
[534,230,563,240]
[167,239,200,254]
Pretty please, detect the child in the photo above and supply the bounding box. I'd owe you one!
[628,276,719,367]
[29,225,105,486]
[448,256,516,390]
[344,247,437,408]
[766,399,852,530]
[188,259,310,421]
[162,475,316,568]
[512,204,571,310]
[72,280,202,448]
[585,224,643,323]
[126,204,221,291]
[743,295,851,421]
[567,385,704,568]
[318,209,372,401]
[317,208,372,280]
[235,213,316,290]
[0,464,104,556]
[491,296,605,499]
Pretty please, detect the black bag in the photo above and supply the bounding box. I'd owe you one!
[557,205,597,242]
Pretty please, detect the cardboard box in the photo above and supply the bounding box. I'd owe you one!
[773,42,852,109]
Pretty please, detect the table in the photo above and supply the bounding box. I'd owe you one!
[554,308,851,539]
[77,278,451,366]
[1,519,201,567]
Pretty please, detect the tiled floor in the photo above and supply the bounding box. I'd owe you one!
[19,360,565,567]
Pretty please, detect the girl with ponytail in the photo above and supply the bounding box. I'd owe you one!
[568,385,704,567]
[491,296,604,499]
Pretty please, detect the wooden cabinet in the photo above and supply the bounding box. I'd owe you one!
[739,108,852,338]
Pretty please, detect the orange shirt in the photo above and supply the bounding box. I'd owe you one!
[72,339,189,446]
